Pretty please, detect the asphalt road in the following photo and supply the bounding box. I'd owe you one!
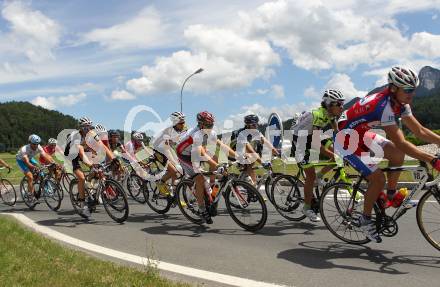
[1,190,440,287]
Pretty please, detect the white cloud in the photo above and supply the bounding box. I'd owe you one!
[304,86,320,99]
[433,14,438,20]
[271,84,285,99]
[82,6,168,50]
[126,24,280,95]
[0,1,61,63]
[325,73,366,99]
[31,92,87,110]
[110,90,136,100]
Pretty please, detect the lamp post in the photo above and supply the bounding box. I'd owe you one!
[180,68,203,112]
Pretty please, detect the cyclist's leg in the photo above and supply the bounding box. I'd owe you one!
[245,163,257,185]
[303,166,316,206]
[17,158,35,194]
[72,157,85,200]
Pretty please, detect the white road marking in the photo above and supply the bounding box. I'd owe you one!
[1,213,289,287]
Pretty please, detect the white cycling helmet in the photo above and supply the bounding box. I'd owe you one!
[132,132,144,140]
[322,89,345,105]
[170,112,185,126]
[29,134,41,144]
[78,116,93,127]
[95,124,107,134]
[48,138,57,145]
[388,66,419,89]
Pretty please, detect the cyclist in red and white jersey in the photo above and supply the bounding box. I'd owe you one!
[336,67,440,242]
[176,111,238,224]
[39,138,63,165]
[125,132,148,162]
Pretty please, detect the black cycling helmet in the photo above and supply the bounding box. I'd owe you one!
[244,114,259,125]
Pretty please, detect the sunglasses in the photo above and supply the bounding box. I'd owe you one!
[330,101,344,107]
[204,123,214,129]
[403,88,415,94]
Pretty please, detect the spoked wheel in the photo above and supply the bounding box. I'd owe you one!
[270,175,306,221]
[417,188,440,251]
[176,179,203,225]
[69,179,89,219]
[19,177,38,210]
[101,179,129,223]
[0,178,17,206]
[320,182,379,244]
[143,180,172,214]
[126,174,147,204]
[42,178,62,211]
[225,180,267,232]
[61,172,76,198]
[264,173,281,204]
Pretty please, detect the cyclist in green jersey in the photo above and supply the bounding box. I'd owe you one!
[291,89,345,222]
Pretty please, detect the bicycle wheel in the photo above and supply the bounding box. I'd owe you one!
[320,182,379,244]
[0,178,17,206]
[69,179,89,219]
[176,179,203,225]
[264,172,281,204]
[42,178,62,211]
[225,180,267,231]
[270,174,306,221]
[417,188,440,251]
[101,179,129,223]
[126,174,147,203]
[19,177,38,210]
[61,172,76,196]
[143,180,172,214]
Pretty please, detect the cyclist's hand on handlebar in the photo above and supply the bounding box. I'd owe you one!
[262,162,272,169]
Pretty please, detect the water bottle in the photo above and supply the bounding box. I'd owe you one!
[392,188,408,208]
[378,191,392,209]
[211,183,220,199]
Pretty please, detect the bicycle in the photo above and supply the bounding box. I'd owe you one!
[176,162,268,232]
[320,160,440,250]
[69,162,129,223]
[270,161,363,221]
[19,163,63,211]
[52,165,76,200]
[0,167,16,206]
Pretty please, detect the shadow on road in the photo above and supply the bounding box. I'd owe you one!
[278,241,440,274]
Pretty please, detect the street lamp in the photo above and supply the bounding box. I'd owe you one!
[180,68,204,112]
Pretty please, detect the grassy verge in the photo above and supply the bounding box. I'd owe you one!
[0,215,190,287]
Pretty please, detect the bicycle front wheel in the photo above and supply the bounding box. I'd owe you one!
[42,178,62,211]
[101,179,129,223]
[176,179,203,225]
[19,177,38,210]
[126,174,147,204]
[0,178,17,206]
[143,180,172,214]
[417,189,440,251]
[270,174,306,221]
[320,182,378,245]
[225,180,267,232]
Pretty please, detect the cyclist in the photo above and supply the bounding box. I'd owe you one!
[230,114,278,184]
[336,67,440,242]
[16,134,55,202]
[152,112,187,195]
[39,138,63,165]
[291,89,345,222]
[125,132,149,162]
[64,117,116,218]
[176,111,238,224]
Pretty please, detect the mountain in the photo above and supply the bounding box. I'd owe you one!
[0,101,77,152]
[416,66,440,97]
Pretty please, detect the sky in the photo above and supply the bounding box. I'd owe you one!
[0,0,440,135]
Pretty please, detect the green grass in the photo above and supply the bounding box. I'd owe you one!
[0,152,23,184]
[0,215,191,287]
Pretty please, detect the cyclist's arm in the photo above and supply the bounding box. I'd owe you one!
[402,115,440,145]
[40,151,55,164]
[261,136,280,156]
[22,155,36,170]
[78,145,93,167]
[384,125,435,162]
[0,159,10,169]
[216,139,238,160]
[199,145,217,167]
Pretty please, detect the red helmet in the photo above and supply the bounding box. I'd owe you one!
[196,111,215,125]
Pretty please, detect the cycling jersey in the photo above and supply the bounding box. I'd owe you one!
[336,87,412,176]
[230,127,264,155]
[125,140,145,159]
[16,144,44,161]
[39,145,56,165]
[152,126,185,152]
[337,87,411,156]
[176,127,217,175]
